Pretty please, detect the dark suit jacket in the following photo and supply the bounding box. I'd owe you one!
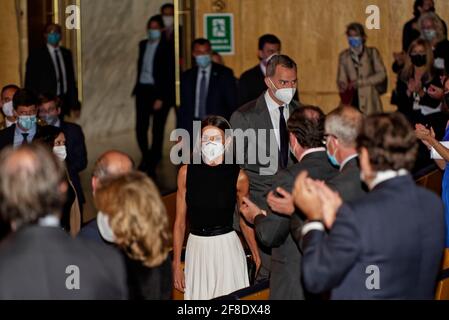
[0,225,128,299]
[61,121,87,204]
[178,63,237,135]
[133,38,175,106]
[230,94,301,210]
[326,157,367,202]
[25,46,78,109]
[238,65,299,108]
[238,65,267,107]
[0,125,15,151]
[302,175,445,299]
[253,151,338,300]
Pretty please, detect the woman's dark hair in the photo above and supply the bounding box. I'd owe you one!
[201,115,232,132]
[34,125,63,149]
[357,113,418,171]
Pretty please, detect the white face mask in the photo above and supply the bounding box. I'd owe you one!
[268,78,296,105]
[97,211,115,243]
[202,141,225,163]
[53,145,67,161]
[2,101,14,117]
[162,15,174,28]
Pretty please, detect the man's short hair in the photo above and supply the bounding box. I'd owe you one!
[191,38,211,51]
[258,34,281,51]
[161,3,174,12]
[346,22,367,39]
[147,14,164,29]
[44,23,62,35]
[288,105,325,149]
[0,144,66,227]
[38,92,61,109]
[12,88,38,110]
[92,151,135,183]
[266,54,297,78]
[325,106,363,147]
[357,113,418,171]
[1,84,20,97]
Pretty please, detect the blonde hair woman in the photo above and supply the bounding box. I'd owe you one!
[419,12,449,74]
[95,171,172,300]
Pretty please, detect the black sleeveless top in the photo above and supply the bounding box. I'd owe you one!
[186,163,240,231]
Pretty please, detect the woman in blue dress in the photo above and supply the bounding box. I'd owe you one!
[415,77,449,247]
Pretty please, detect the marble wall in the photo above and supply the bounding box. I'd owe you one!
[79,0,167,139]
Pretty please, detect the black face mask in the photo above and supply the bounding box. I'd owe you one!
[410,54,427,67]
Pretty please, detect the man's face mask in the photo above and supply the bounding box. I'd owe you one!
[268,78,296,105]
[47,32,61,46]
[17,115,37,131]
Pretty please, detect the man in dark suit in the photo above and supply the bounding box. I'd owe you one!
[240,106,338,300]
[293,113,445,299]
[238,34,281,107]
[178,38,237,138]
[133,15,175,175]
[78,150,134,243]
[37,93,87,211]
[25,23,78,117]
[324,106,366,202]
[0,143,128,299]
[0,89,41,151]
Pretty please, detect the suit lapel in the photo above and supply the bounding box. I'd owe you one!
[206,63,219,112]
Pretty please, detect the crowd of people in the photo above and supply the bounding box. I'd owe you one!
[0,0,448,300]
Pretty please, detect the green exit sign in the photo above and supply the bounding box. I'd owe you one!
[204,13,234,55]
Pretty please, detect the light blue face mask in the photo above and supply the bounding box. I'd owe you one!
[195,54,212,68]
[348,36,363,48]
[422,29,437,41]
[148,29,161,41]
[40,114,59,126]
[47,32,61,46]
[18,115,37,131]
[327,149,340,167]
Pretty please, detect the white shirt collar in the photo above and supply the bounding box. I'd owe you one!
[47,43,59,52]
[370,169,409,189]
[299,147,326,162]
[264,90,283,112]
[260,62,267,76]
[38,214,60,228]
[340,154,359,171]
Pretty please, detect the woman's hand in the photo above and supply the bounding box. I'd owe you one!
[173,262,185,293]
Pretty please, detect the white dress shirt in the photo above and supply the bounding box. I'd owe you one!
[264,90,290,149]
[139,40,160,85]
[47,44,67,95]
[194,64,212,118]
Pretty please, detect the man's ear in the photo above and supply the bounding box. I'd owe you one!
[57,108,61,116]
[359,147,373,176]
[92,176,98,194]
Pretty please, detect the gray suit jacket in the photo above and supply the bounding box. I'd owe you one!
[230,93,300,210]
[254,151,338,300]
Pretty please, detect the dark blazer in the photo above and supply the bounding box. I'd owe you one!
[0,125,15,151]
[25,46,78,109]
[61,121,87,204]
[253,151,338,300]
[133,38,175,106]
[0,225,128,299]
[230,94,301,210]
[178,63,238,135]
[326,157,367,202]
[125,255,172,300]
[238,65,299,108]
[302,175,445,299]
[238,65,266,107]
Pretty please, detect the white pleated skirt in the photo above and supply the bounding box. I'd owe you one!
[184,231,249,300]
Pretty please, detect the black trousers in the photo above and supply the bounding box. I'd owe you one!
[135,84,172,166]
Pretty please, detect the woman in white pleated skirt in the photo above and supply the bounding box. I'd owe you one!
[172,116,261,300]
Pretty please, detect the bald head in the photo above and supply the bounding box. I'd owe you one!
[92,151,134,192]
[325,106,363,148]
[0,144,66,227]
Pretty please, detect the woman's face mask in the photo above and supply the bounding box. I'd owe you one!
[201,128,226,163]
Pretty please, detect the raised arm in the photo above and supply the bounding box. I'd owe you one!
[173,165,188,293]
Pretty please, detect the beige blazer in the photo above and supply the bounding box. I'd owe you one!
[337,46,387,115]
